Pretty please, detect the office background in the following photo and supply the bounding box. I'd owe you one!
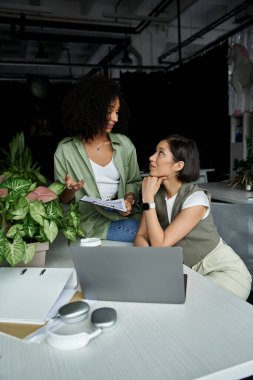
[0,0,250,181]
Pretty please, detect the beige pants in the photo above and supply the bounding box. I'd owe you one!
[192,239,252,300]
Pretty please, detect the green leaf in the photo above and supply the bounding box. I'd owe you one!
[0,230,5,259]
[77,226,85,237]
[62,227,77,242]
[36,173,47,185]
[10,196,29,220]
[5,234,25,266]
[29,200,47,225]
[45,201,60,219]
[23,215,38,238]
[0,177,32,194]
[43,219,58,243]
[6,223,23,238]
[48,182,65,196]
[22,243,36,264]
[35,227,48,242]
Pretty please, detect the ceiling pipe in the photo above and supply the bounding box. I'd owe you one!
[166,15,253,70]
[159,1,248,64]
[0,61,166,70]
[0,14,135,34]
[102,13,173,24]
[10,26,130,45]
[0,0,172,78]
[87,0,172,75]
[0,0,172,36]
[87,40,131,76]
[134,0,174,34]
[176,0,182,65]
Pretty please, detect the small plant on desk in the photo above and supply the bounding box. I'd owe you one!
[228,137,253,190]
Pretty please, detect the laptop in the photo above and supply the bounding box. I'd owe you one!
[71,246,186,304]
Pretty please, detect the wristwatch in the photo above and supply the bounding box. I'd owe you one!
[141,202,156,211]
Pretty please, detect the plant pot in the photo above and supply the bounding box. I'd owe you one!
[18,242,50,267]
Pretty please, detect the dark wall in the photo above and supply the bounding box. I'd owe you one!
[0,44,229,182]
[0,80,71,182]
[120,43,230,180]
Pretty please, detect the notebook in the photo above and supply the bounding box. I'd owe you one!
[71,246,186,304]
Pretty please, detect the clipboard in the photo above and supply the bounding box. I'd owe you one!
[80,195,127,212]
[0,267,76,325]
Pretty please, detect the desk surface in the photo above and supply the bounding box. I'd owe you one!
[200,181,253,204]
[2,238,253,380]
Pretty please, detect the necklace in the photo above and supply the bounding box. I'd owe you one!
[85,139,109,151]
[91,141,106,151]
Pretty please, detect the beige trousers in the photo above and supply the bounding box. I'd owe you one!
[192,239,252,300]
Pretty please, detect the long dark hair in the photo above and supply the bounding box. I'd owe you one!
[165,134,200,182]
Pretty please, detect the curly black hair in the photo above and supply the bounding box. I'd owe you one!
[61,75,130,140]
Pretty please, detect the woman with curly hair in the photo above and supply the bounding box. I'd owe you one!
[54,75,142,242]
[134,134,252,299]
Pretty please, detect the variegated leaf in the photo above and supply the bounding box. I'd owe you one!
[44,219,58,243]
[48,182,65,196]
[22,243,36,264]
[10,196,29,220]
[5,234,25,266]
[29,200,47,225]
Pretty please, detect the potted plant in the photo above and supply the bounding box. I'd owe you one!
[228,137,253,190]
[0,131,47,185]
[0,177,85,266]
[0,132,85,267]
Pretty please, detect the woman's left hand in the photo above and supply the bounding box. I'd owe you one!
[119,198,133,217]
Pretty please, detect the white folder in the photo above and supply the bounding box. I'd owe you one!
[0,267,76,324]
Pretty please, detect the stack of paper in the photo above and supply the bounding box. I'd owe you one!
[80,195,127,212]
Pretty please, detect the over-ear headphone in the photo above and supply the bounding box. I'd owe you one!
[46,301,117,350]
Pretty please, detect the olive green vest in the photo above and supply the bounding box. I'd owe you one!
[154,183,220,267]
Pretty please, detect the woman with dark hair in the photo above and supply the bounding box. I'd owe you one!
[54,75,141,242]
[134,134,252,299]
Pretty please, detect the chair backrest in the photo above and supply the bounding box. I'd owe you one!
[211,202,253,287]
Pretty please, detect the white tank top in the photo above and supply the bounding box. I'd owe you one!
[89,159,120,200]
[165,191,210,223]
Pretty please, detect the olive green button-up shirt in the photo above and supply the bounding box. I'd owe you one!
[54,133,142,239]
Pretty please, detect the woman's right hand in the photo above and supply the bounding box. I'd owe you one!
[60,175,85,204]
[65,174,85,191]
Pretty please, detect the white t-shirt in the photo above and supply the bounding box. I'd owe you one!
[165,191,210,224]
[89,159,120,200]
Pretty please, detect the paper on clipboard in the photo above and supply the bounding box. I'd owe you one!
[0,267,77,324]
[80,195,127,212]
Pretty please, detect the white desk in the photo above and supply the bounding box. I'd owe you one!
[2,238,253,380]
[140,169,215,184]
[200,181,253,204]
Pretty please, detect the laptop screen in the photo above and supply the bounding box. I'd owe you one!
[71,246,186,304]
